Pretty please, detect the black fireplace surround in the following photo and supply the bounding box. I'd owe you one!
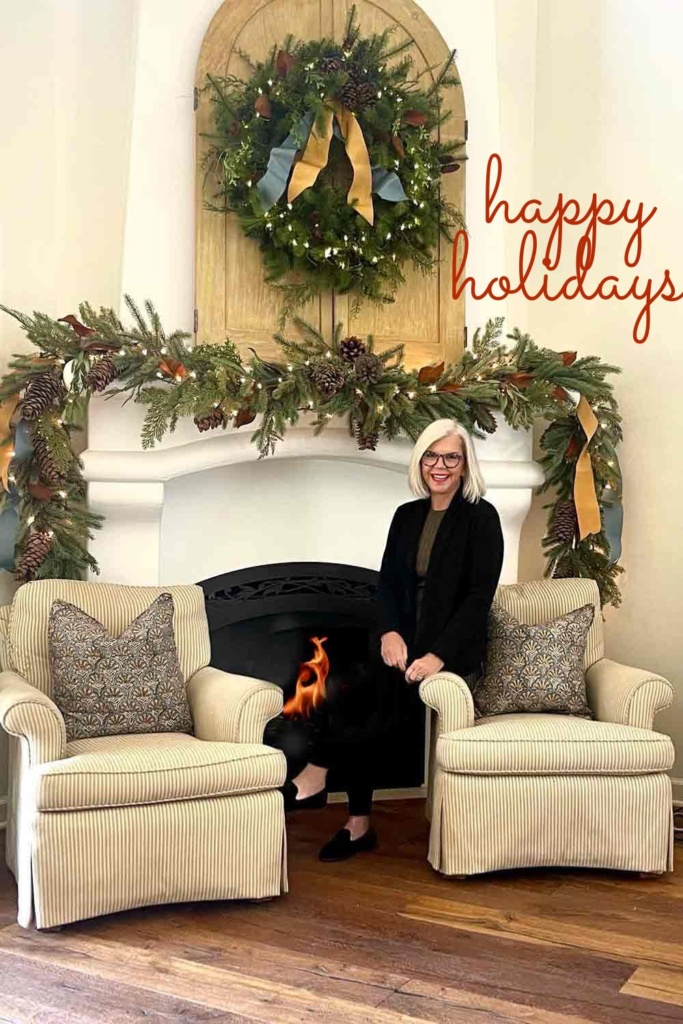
[197,562,425,791]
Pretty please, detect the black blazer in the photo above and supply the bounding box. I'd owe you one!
[376,484,504,675]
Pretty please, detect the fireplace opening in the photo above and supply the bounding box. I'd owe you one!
[198,562,426,791]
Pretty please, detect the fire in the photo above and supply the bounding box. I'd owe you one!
[282,636,330,720]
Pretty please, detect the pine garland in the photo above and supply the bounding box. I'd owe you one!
[0,301,623,605]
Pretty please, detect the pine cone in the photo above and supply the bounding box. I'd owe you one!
[320,56,343,73]
[340,335,366,363]
[21,369,65,420]
[340,66,376,112]
[14,530,53,583]
[85,355,118,393]
[355,423,380,451]
[194,407,226,432]
[353,353,383,386]
[32,432,65,486]
[550,500,578,544]
[310,360,345,398]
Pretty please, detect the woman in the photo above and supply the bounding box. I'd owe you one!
[280,418,504,862]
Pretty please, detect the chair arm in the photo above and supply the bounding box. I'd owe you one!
[419,672,475,733]
[0,605,11,671]
[187,666,284,744]
[586,658,674,730]
[0,671,66,765]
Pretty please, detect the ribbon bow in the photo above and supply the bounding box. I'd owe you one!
[256,104,407,222]
[288,102,374,224]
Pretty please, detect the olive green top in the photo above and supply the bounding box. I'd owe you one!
[415,507,448,578]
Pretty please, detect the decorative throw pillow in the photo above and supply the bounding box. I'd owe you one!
[49,592,193,741]
[473,603,595,719]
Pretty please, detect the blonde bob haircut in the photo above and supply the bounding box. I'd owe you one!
[408,418,486,503]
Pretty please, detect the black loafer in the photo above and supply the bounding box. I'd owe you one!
[319,828,378,862]
[282,780,328,812]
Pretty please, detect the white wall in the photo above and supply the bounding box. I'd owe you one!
[1,0,681,805]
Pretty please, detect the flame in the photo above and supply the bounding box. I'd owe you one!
[282,636,330,720]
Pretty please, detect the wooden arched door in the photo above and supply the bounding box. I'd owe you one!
[195,0,465,367]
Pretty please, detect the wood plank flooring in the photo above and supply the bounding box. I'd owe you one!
[0,799,681,1023]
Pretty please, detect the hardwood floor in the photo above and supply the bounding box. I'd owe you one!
[0,800,682,1023]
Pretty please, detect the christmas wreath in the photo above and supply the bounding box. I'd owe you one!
[202,7,464,313]
[0,299,623,606]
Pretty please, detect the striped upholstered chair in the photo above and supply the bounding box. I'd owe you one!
[0,581,287,929]
[420,579,676,878]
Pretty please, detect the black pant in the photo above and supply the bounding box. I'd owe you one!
[264,714,375,815]
[264,647,393,817]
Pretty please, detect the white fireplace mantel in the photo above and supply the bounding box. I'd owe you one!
[83,396,544,587]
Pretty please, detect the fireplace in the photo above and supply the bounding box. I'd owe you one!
[198,561,426,792]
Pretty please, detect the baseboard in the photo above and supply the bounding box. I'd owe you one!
[0,796,6,831]
[329,786,427,804]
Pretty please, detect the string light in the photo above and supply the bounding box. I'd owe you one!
[27,515,35,525]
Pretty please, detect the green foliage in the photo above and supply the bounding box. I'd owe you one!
[0,297,623,606]
[202,8,465,314]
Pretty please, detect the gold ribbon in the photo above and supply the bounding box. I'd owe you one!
[574,395,601,540]
[0,396,20,492]
[287,102,374,225]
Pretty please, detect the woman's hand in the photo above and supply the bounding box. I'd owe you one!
[381,631,408,671]
[405,653,444,685]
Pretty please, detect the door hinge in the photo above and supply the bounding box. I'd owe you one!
[193,308,199,334]
[193,86,199,112]
[464,118,468,142]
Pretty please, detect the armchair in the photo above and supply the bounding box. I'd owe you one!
[420,579,675,877]
[0,580,287,929]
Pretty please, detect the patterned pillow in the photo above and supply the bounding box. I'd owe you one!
[49,593,193,741]
[473,603,595,719]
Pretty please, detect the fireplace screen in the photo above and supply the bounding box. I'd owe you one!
[198,562,426,791]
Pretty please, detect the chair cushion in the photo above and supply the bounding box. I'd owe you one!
[49,594,193,742]
[437,713,675,776]
[35,732,286,811]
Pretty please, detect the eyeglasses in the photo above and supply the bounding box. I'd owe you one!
[421,450,464,469]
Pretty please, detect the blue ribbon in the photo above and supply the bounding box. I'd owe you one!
[601,486,623,563]
[0,498,19,572]
[256,112,408,212]
[13,419,34,462]
[0,419,35,572]
[371,167,408,202]
[256,113,314,212]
